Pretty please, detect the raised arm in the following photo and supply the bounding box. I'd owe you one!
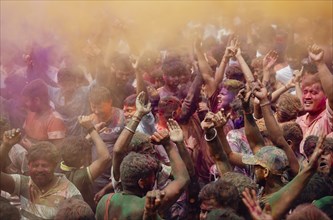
[0,129,21,194]
[268,135,325,220]
[150,129,190,214]
[240,88,265,154]
[234,42,255,84]
[112,92,151,181]
[308,44,333,109]
[178,73,203,123]
[253,83,299,175]
[79,116,111,180]
[201,111,233,175]
[167,119,196,180]
[262,50,278,87]
[194,38,216,97]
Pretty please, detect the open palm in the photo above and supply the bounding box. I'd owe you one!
[167,119,184,143]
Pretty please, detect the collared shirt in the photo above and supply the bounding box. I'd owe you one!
[296,100,333,155]
[11,173,82,220]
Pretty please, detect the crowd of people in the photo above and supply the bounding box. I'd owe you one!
[0,16,332,220]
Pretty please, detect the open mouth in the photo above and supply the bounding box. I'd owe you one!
[319,162,328,169]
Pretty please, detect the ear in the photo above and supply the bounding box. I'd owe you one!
[264,168,270,178]
[287,139,293,146]
[138,178,145,189]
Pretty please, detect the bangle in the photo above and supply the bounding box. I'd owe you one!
[87,127,96,134]
[260,101,271,107]
[204,128,217,142]
[125,126,135,134]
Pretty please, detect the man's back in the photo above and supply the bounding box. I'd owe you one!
[96,192,162,220]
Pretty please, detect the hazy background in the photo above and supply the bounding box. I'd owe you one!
[1,1,332,65]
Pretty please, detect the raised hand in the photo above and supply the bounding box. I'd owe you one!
[308,44,324,63]
[292,66,304,84]
[136,91,152,116]
[213,109,231,128]
[200,112,215,132]
[252,81,269,101]
[263,50,278,70]
[238,88,252,113]
[78,115,95,130]
[150,129,170,146]
[167,119,184,143]
[3,128,21,147]
[224,37,239,59]
[143,190,165,220]
[242,188,273,220]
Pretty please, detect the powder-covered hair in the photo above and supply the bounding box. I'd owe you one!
[89,86,112,105]
[61,136,92,167]
[54,198,95,220]
[21,79,49,104]
[120,152,159,192]
[27,141,60,165]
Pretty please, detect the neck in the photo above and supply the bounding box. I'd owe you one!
[123,188,145,197]
[38,175,57,193]
[35,104,51,115]
[164,84,178,93]
[264,177,284,195]
[307,106,325,122]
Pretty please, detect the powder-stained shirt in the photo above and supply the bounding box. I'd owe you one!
[23,109,66,142]
[90,107,125,192]
[11,173,82,220]
[296,100,333,154]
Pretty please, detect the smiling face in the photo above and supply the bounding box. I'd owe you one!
[302,82,326,115]
[29,159,56,188]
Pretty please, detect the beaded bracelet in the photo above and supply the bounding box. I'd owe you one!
[204,128,217,142]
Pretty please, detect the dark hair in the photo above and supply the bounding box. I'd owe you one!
[282,122,303,150]
[109,52,134,78]
[215,179,240,211]
[303,135,318,158]
[0,197,20,220]
[287,204,330,220]
[61,137,92,167]
[222,172,258,198]
[199,181,217,201]
[123,94,137,107]
[54,198,95,220]
[120,152,159,192]
[21,79,49,104]
[162,57,188,76]
[295,173,333,207]
[225,65,245,82]
[27,141,60,165]
[89,86,112,105]
[199,180,240,211]
[129,132,154,154]
[158,96,181,120]
[276,94,302,123]
[57,67,77,83]
[304,136,333,159]
[207,208,245,220]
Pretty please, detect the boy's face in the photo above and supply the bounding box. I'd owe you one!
[123,105,136,123]
[90,101,112,122]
